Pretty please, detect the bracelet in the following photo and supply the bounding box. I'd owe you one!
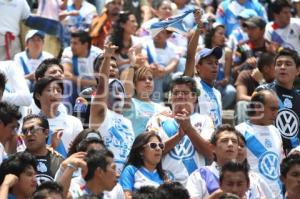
[66,163,78,171]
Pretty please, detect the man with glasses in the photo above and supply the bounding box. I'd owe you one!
[21,114,64,185]
[235,89,283,198]
[146,76,214,185]
[0,102,21,164]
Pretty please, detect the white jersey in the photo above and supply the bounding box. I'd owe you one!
[61,45,102,79]
[98,109,135,174]
[235,121,284,198]
[146,111,214,185]
[14,51,53,76]
[47,111,83,158]
[186,162,275,199]
[265,18,300,55]
[195,77,222,127]
[69,175,125,199]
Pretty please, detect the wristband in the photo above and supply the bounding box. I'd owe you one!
[66,163,78,171]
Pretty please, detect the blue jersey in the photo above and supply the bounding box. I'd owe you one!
[216,0,267,36]
[120,165,164,191]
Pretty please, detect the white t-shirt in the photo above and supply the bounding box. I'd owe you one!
[186,162,275,199]
[235,121,284,198]
[146,111,214,185]
[61,45,102,79]
[195,77,222,127]
[0,0,30,38]
[98,109,135,174]
[265,18,300,55]
[0,61,31,106]
[47,111,83,158]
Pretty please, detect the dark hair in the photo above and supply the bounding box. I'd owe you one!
[153,0,172,10]
[210,124,240,145]
[247,89,277,116]
[33,77,64,109]
[170,76,200,96]
[257,52,275,72]
[132,186,157,199]
[156,182,190,199]
[35,58,64,80]
[93,54,117,73]
[84,149,114,181]
[0,152,37,184]
[271,0,291,14]
[125,131,166,180]
[280,153,300,177]
[275,48,300,68]
[23,114,49,130]
[0,72,7,93]
[109,11,133,54]
[68,128,104,156]
[220,160,250,184]
[204,25,225,48]
[32,181,63,199]
[0,101,21,126]
[71,30,92,49]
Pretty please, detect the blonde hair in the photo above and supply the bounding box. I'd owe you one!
[133,67,153,84]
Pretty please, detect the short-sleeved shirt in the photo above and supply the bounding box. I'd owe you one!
[236,121,284,198]
[265,18,300,55]
[98,109,135,173]
[119,165,164,191]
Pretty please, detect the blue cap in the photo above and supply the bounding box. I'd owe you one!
[237,9,258,19]
[196,47,223,63]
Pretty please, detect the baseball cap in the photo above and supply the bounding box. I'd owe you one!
[85,132,103,142]
[25,30,45,43]
[196,47,223,63]
[237,9,258,19]
[242,16,266,29]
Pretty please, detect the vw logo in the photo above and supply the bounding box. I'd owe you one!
[169,136,195,160]
[276,109,299,139]
[258,151,279,181]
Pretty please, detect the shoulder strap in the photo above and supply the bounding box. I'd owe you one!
[19,56,30,75]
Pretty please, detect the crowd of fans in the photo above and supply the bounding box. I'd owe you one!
[0,0,300,198]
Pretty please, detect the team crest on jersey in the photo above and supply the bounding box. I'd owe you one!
[264,139,272,148]
[283,98,293,109]
[37,162,47,173]
[169,136,195,160]
[276,109,299,139]
[258,151,279,181]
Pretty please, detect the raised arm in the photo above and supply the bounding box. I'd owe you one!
[184,10,204,77]
[89,44,118,129]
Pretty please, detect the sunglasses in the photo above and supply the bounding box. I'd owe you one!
[22,126,45,136]
[146,142,165,150]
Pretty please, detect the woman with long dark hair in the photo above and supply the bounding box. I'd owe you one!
[109,11,139,72]
[119,131,167,199]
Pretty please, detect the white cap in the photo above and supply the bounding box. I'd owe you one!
[292,0,300,2]
[25,30,45,43]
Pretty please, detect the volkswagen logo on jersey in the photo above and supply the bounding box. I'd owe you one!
[169,136,195,160]
[258,151,279,181]
[276,109,299,139]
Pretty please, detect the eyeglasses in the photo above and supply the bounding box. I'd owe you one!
[146,142,165,150]
[22,126,45,136]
